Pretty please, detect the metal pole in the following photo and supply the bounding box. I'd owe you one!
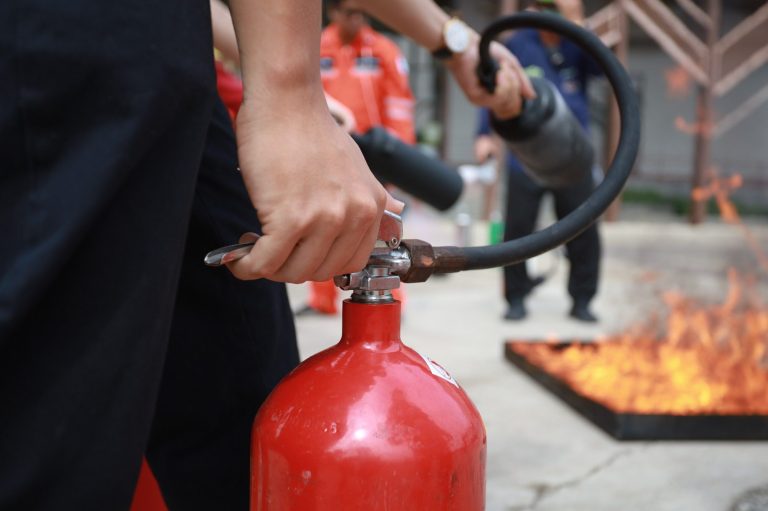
[689,0,720,224]
[604,6,629,222]
[501,0,519,15]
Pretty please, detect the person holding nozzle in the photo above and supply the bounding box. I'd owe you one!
[475,0,602,323]
[0,0,533,509]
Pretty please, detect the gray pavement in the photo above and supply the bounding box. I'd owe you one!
[287,207,768,511]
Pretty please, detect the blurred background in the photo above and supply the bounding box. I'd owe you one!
[378,0,768,215]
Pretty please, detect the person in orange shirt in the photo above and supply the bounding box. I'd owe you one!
[303,0,417,315]
[321,0,416,144]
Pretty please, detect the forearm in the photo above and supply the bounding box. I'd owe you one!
[364,0,533,118]
[228,0,324,108]
[360,0,451,52]
[211,0,240,66]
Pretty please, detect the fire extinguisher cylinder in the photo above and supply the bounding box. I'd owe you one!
[251,295,486,510]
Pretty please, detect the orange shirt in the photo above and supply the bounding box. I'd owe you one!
[320,24,415,144]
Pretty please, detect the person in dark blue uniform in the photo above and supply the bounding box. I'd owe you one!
[475,0,602,322]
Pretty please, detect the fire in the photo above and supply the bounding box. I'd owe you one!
[692,169,768,273]
[511,270,768,415]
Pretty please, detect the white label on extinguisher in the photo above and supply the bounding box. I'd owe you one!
[418,353,459,387]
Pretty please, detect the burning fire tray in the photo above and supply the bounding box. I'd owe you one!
[505,341,768,441]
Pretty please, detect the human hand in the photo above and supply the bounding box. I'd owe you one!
[474,135,499,163]
[445,33,536,120]
[229,100,404,283]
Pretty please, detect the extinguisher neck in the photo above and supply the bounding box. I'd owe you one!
[340,300,402,349]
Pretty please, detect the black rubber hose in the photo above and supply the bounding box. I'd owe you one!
[441,12,640,271]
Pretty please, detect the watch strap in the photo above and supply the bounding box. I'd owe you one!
[431,45,454,60]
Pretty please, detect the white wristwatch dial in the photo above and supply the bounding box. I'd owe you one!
[444,18,471,54]
[432,18,472,59]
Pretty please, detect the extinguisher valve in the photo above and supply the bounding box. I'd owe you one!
[334,265,401,303]
[333,211,411,302]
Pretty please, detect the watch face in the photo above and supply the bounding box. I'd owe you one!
[445,20,470,53]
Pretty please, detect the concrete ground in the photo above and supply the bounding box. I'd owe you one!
[286,205,768,511]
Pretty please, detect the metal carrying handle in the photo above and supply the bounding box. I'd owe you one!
[204,240,261,267]
[203,210,403,268]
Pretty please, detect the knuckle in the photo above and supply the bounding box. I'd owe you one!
[311,270,333,282]
[373,186,388,208]
[354,199,379,225]
[289,275,308,285]
[322,207,346,232]
[257,260,281,278]
[228,266,249,281]
[283,210,311,233]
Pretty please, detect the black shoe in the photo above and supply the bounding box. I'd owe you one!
[529,275,546,291]
[570,301,598,323]
[504,299,527,321]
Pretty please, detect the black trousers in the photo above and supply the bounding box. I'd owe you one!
[146,101,299,510]
[503,169,601,305]
[0,2,298,509]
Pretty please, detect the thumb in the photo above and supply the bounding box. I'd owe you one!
[385,193,405,216]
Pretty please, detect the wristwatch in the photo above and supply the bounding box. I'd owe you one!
[431,18,472,60]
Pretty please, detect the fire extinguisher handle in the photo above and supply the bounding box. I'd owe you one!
[378,210,403,249]
[203,234,261,267]
[203,211,402,267]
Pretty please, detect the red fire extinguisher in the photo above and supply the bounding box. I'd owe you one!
[251,285,486,510]
[207,213,487,510]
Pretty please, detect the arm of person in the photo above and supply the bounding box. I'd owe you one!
[226,0,403,283]
[474,109,500,163]
[355,0,536,119]
[210,0,240,66]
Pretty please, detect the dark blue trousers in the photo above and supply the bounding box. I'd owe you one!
[0,1,298,509]
[503,169,601,304]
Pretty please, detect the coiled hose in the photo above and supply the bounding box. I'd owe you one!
[423,12,640,273]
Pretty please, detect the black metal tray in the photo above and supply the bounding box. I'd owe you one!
[505,341,768,441]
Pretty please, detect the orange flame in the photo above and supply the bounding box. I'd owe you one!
[517,170,768,416]
[511,270,768,415]
[692,169,768,273]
